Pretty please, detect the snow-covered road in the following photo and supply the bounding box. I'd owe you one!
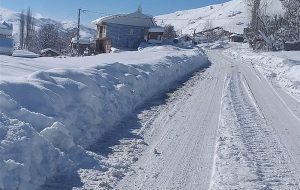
[115,52,227,190]
[114,50,300,190]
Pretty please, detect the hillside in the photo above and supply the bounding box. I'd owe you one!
[0,7,96,41]
[155,0,283,35]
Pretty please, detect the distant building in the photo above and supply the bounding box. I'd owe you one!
[40,48,60,57]
[229,34,244,42]
[284,41,300,51]
[147,27,164,44]
[173,34,193,44]
[194,36,209,44]
[71,37,95,55]
[92,9,157,53]
[0,21,14,55]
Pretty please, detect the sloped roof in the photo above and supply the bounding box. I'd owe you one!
[0,22,13,29]
[92,11,155,28]
[0,22,13,36]
[176,34,193,40]
[41,48,60,55]
[71,37,94,45]
[149,27,164,33]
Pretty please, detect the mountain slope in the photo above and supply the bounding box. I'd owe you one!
[155,0,283,35]
[0,7,96,39]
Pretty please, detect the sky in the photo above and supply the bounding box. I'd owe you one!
[0,0,231,25]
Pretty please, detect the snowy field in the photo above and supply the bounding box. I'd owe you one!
[0,46,209,190]
[156,0,283,35]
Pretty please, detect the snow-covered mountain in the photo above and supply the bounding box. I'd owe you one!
[155,0,283,35]
[0,7,96,39]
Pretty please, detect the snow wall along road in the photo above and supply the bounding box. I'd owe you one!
[0,46,209,190]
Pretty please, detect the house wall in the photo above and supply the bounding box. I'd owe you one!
[148,32,164,40]
[284,41,300,51]
[0,36,14,55]
[230,36,244,42]
[105,23,146,50]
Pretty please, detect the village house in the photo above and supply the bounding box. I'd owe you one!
[40,48,60,57]
[284,41,300,51]
[71,37,96,55]
[229,33,244,42]
[92,9,162,53]
[0,21,14,55]
[173,34,194,44]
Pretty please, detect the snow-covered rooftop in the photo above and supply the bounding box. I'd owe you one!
[149,27,164,33]
[176,34,193,40]
[0,21,13,36]
[71,37,94,45]
[92,10,155,28]
[41,48,61,55]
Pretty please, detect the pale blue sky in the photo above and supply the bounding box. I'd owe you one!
[0,0,230,25]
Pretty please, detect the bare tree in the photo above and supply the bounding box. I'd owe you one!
[282,0,300,41]
[203,20,218,42]
[245,0,285,50]
[162,25,178,40]
[19,10,25,49]
[25,8,33,49]
[38,24,60,50]
[203,20,214,31]
[246,0,261,33]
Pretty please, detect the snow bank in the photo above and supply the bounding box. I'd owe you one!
[225,44,300,102]
[0,45,209,189]
[12,50,40,58]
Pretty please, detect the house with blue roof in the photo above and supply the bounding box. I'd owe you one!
[0,21,14,55]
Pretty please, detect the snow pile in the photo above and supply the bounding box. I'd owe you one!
[0,45,209,189]
[226,44,300,101]
[12,49,40,58]
[156,0,283,35]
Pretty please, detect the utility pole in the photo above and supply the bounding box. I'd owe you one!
[77,8,81,55]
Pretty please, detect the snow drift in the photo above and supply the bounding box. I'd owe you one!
[0,45,209,189]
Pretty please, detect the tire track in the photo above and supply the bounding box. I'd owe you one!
[211,69,299,189]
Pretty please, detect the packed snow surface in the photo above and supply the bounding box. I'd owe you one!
[225,43,300,102]
[156,0,283,35]
[0,45,209,190]
[115,47,300,190]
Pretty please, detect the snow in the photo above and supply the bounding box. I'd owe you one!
[12,49,40,58]
[92,11,155,28]
[0,21,13,36]
[155,0,283,35]
[71,37,93,45]
[225,43,300,102]
[0,45,208,190]
[115,46,300,190]
[208,49,300,189]
[40,48,61,55]
[148,27,164,33]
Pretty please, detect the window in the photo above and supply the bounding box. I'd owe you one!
[129,29,134,35]
[98,25,106,38]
